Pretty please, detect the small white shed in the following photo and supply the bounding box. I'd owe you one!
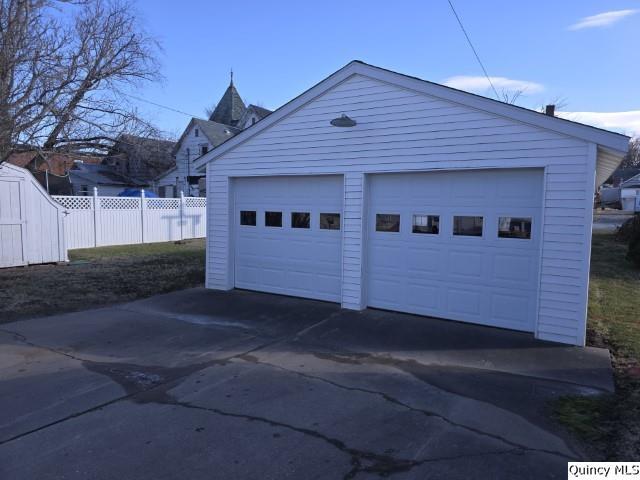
[194,61,629,346]
[0,162,68,268]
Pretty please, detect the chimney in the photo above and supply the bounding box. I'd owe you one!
[545,104,555,117]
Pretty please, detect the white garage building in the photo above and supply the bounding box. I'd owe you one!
[194,61,629,346]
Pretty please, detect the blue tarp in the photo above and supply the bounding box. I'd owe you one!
[118,188,158,198]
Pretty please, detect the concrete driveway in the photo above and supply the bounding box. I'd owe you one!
[0,288,612,479]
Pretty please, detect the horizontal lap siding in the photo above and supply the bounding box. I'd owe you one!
[206,74,592,345]
[206,163,231,290]
[342,173,365,309]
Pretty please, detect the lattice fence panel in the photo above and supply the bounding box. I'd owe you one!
[100,197,140,209]
[185,197,207,208]
[147,198,180,209]
[54,196,92,210]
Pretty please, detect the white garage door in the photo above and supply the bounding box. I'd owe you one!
[234,175,343,302]
[367,169,543,332]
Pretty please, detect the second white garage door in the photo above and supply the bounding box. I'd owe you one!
[234,175,343,302]
[367,169,543,332]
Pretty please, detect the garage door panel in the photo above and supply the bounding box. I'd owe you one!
[490,292,532,327]
[367,169,542,332]
[448,250,484,279]
[492,254,533,283]
[447,288,483,317]
[234,176,342,303]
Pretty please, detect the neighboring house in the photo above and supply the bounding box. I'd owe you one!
[621,173,640,211]
[6,150,102,176]
[155,119,240,197]
[103,134,176,183]
[193,60,629,347]
[238,104,272,129]
[605,166,640,186]
[67,162,146,196]
[6,151,103,194]
[154,75,272,197]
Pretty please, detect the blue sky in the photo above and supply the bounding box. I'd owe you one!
[132,0,639,138]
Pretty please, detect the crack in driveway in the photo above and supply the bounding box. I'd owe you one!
[164,398,524,480]
[237,353,578,461]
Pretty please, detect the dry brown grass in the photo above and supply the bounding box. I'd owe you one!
[0,239,205,323]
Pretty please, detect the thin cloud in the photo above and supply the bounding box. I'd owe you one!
[568,9,637,30]
[443,75,544,94]
[557,111,640,137]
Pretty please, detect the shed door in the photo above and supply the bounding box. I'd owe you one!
[234,175,343,302]
[0,176,26,268]
[367,169,543,332]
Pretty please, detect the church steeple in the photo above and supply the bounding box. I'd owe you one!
[209,70,245,126]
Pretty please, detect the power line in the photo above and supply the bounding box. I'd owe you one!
[121,92,206,120]
[446,0,500,100]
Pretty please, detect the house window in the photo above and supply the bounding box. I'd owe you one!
[412,214,439,234]
[194,128,199,137]
[498,217,532,239]
[291,212,310,229]
[200,145,208,155]
[251,117,257,125]
[240,210,256,226]
[79,185,89,196]
[186,148,190,159]
[453,216,483,236]
[320,213,340,230]
[376,214,400,232]
[265,211,282,227]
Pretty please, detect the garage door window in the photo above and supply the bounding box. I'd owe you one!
[240,210,256,226]
[320,213,340,230]
[412,214,439,234]
[498,217,532,239]
[291,212,310,229]
[265,211,282,227]
[453,216,483,236]
[376,214,400,232]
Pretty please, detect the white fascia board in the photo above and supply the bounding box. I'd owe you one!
[194,61,630,172]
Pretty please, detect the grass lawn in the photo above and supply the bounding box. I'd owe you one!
[0,239,205,323]
[554,233,640,460]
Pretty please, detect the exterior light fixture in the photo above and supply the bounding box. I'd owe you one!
[330,114,356,127]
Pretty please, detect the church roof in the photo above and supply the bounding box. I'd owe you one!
[208,74,246,126]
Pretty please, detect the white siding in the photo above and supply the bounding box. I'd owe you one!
[342,173,366,309]
[206,73,595,345]
[174,124,212,196]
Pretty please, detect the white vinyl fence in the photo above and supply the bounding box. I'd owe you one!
[53,188,206,250]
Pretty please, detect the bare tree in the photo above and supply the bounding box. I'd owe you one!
[0,0,162,163]
[498,88,524,105]
[620,138,640,168]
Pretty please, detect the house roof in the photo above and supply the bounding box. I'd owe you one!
[622,172,640,188]
[194,60,630,183]
[208,77,246,126]
[246,104,272,120]
[196,118,241,146]
[69,163,146,187]
[6,151,38,168]
[6,151,102,175]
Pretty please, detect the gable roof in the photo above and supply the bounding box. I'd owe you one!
[195,118,241,146]
[171,118,241,156]
[195,60,630,176]
[209,79,246,126]
[622,172,640,188]
[245,104,272,120]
